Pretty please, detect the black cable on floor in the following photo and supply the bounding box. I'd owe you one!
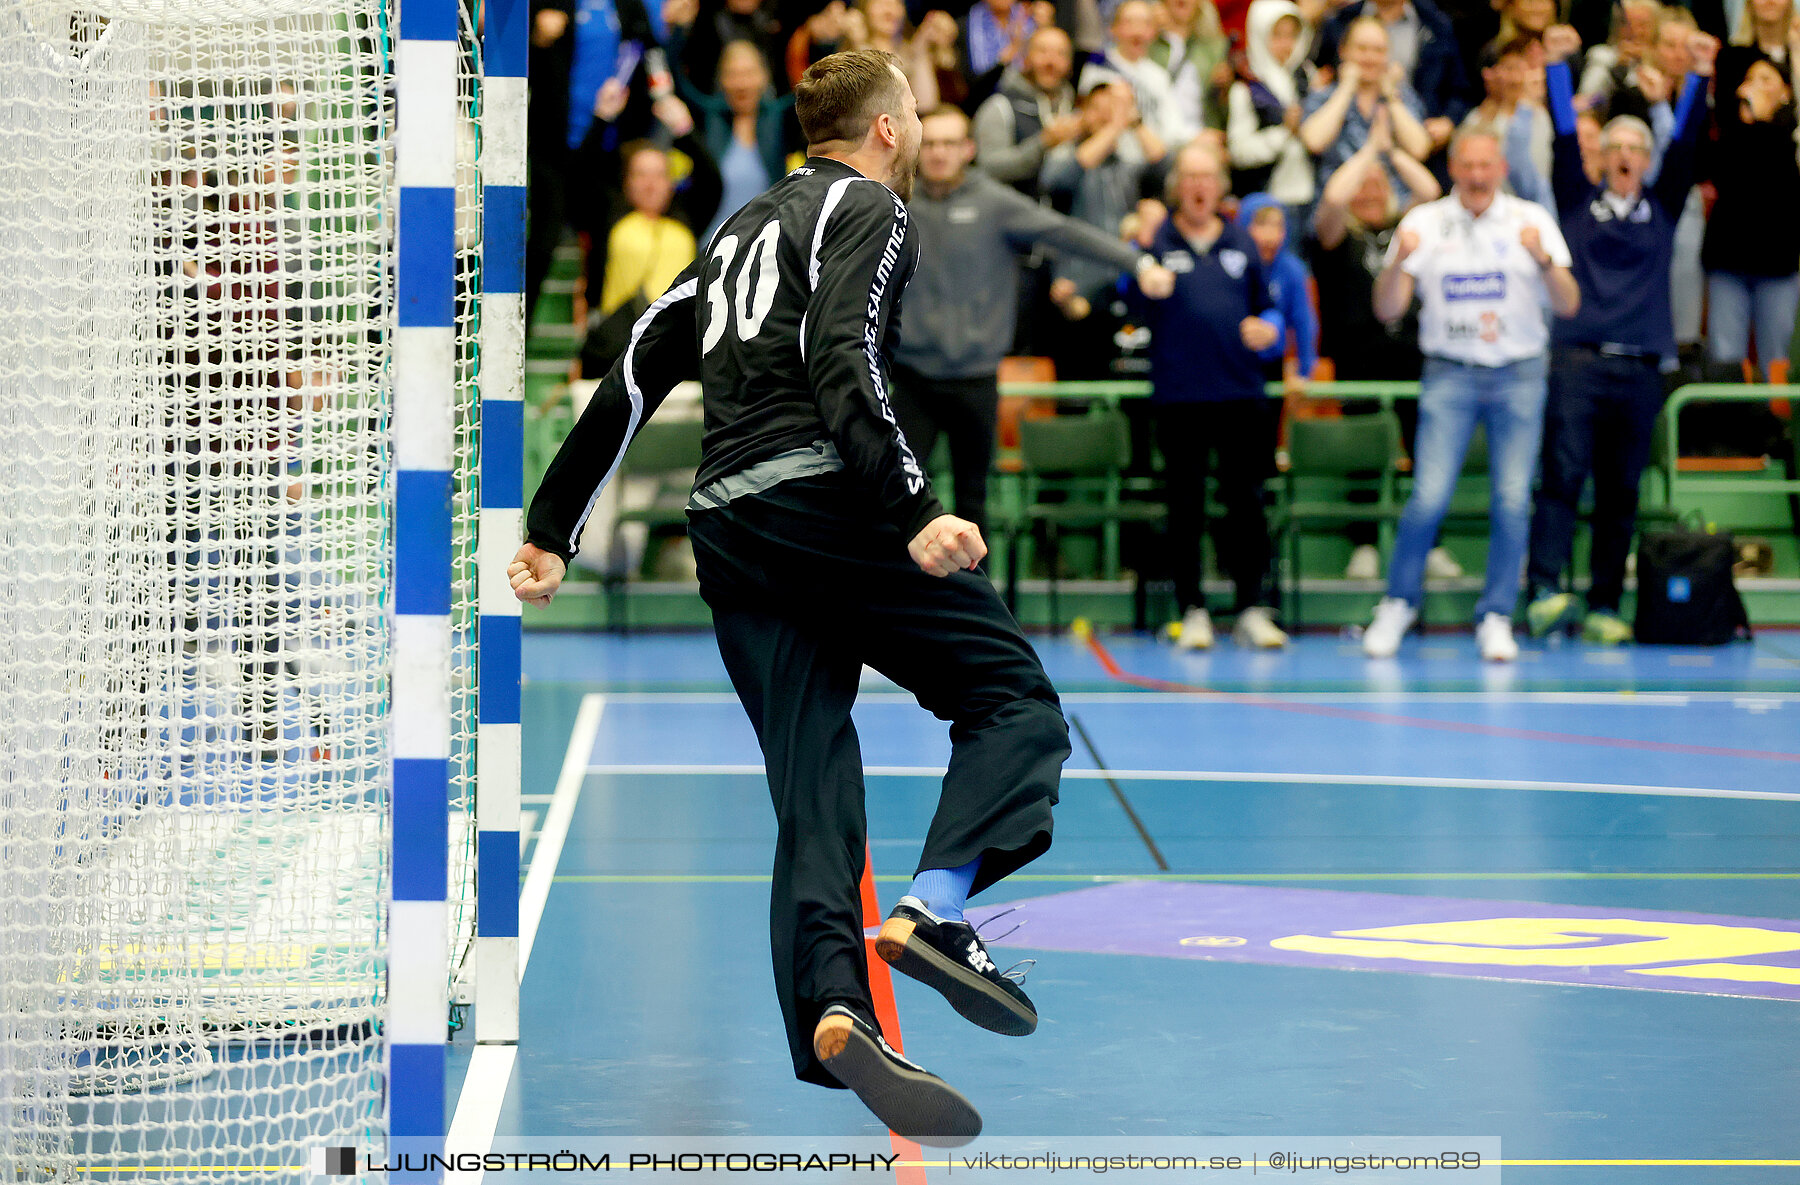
[1068,713,1170,872]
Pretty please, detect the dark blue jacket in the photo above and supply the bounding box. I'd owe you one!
[1316,0,1471,123]
[1130,218,1285,403]
[1545,61,1706,359]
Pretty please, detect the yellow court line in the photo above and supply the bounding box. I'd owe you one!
[893,1160,1800,1170]
[1497,1152,1800,1159]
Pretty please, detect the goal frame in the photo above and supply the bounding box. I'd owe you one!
[393,0,524,1144]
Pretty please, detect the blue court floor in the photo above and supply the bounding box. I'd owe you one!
[449,628,1800,1183]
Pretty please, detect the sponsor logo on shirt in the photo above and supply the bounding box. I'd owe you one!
[948,204,980,224]
[1219,248,1248,279]
[1161,250,1195,274]
[1443,272,1506,302]
[1445,311,1506,343]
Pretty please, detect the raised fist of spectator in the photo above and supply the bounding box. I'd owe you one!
[1137,261,1176,299]
[1133,197,1167,247]
[1049,276,1092,320]
[595,78,630,121]
[1636,63,1669,105]
[663,0,699,29]
[1689,31,1719,77]
[653,94,694,136]
[1520,224,1550,266]
[533,8,569,47]
[1240,316,1279,352]
[1423,115,1454,149]
[1394,228,1420,262]
[1542,24,1581,64]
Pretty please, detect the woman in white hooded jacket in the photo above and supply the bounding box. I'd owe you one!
[1226,0,1315,209]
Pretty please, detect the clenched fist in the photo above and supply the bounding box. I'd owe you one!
[1542,23,1581,64]
[1240,316,1280,352]
[1520,224,1551,267]
[1394,228,1421,263]
[1689,31,1719,77]
[908,514,986,576]
[508,542,567,608]
[1137,261,1176,299]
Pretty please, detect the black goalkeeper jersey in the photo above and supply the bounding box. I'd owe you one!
[526,156,946,562]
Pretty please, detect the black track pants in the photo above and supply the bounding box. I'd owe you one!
[688,474,1067,1087]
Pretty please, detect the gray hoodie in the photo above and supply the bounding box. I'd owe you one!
[895,169,1147,379]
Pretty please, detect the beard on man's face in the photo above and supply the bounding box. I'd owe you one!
[889,141,918,201]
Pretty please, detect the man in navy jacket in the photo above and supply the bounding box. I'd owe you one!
[1130,140,1289,651]
[1524,36,1712,644]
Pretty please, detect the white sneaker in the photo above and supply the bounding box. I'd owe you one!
[1477,613,1519,662]
[1425,547,1464,579]
[1232,606,1289,649]
[1344,544,1382,580]
[1362,597,1417,658]
[1175,607,1214,650]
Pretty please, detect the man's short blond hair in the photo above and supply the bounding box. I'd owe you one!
[1449,125,1503,161]
[794,49,906,147]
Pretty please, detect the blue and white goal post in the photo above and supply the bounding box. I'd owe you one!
[393,0,527,1148]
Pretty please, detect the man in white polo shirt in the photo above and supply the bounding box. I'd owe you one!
[1363,127,1580,661]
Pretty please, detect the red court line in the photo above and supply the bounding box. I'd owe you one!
[859,846,928,1184]
[1078,630,1800,764]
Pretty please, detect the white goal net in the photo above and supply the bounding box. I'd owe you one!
[0,0,484,1177]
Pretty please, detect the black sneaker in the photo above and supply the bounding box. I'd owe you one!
[812,1005,982,1147]
[875,896,1037,1036]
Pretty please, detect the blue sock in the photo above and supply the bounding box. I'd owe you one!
[908,856,982,923]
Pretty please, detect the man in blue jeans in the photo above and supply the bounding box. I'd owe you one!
[1365,128,1580,661]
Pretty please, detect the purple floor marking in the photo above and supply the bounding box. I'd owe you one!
[963,882,1800,1002]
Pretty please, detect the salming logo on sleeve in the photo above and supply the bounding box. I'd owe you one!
[861,199,925,494]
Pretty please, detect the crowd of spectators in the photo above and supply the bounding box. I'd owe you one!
[528,0,1800,658]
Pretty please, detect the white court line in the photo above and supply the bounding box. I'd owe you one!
[444,1045,515,1185]
[582,762,1799,802]
[522,693,607,974]
[447,692,607,1185]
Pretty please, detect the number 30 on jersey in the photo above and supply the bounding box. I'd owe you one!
[701,220,781,354]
